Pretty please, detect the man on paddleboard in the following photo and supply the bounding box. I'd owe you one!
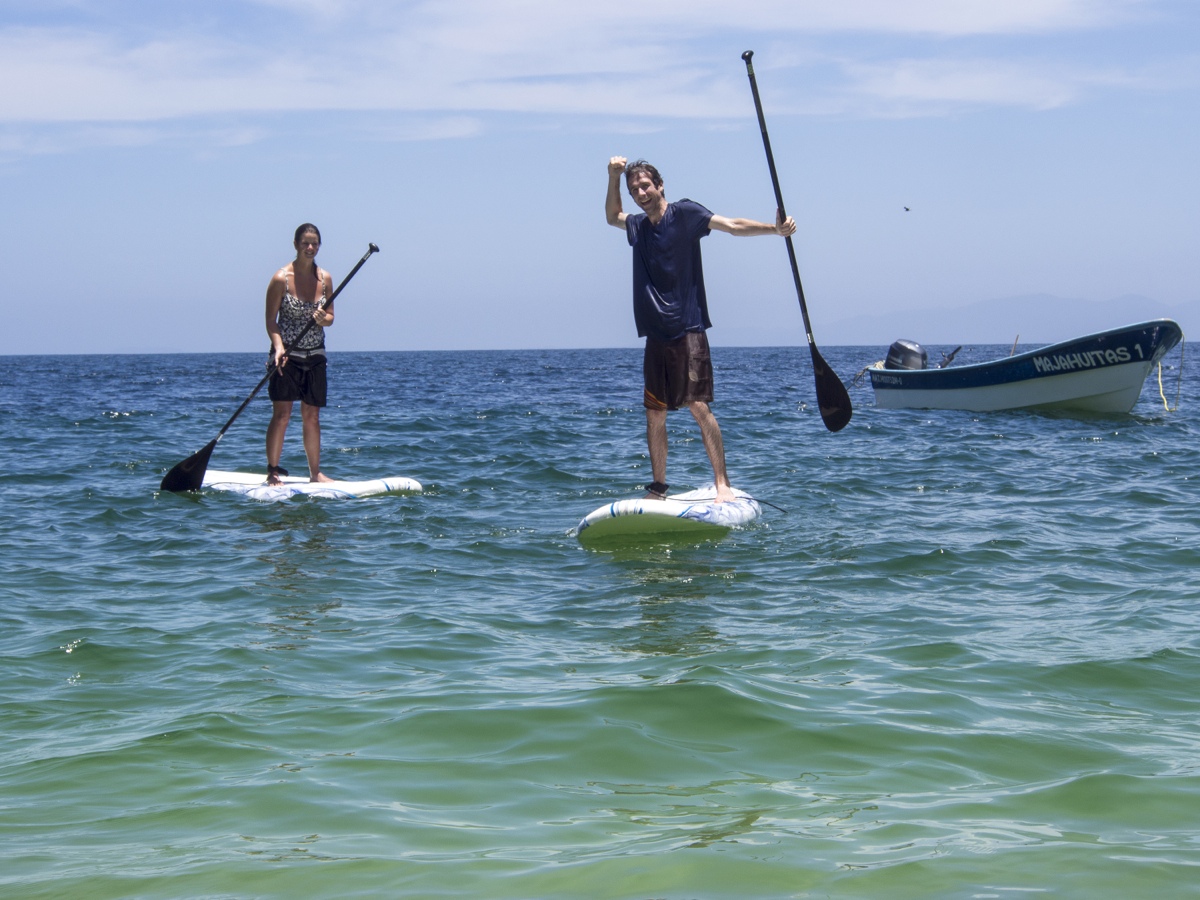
[605,157,795,502]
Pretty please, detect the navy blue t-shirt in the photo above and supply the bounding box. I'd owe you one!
[625,199,713,342]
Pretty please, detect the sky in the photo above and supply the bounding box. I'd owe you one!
[2,0,1197,353]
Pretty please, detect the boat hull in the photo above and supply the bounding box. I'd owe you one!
[869,319,1182,413]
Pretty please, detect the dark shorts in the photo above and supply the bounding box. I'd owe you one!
[268,352,327,407]
[643,331,714,411]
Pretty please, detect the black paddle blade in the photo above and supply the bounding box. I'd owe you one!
[160,439,217,492]
[810,347,853,432]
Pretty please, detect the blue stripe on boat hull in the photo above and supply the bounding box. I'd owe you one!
[869,319,1182,412]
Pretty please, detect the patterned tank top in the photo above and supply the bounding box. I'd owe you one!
[277,267,330,351]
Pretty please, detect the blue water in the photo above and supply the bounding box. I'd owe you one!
[2,346,1198,898]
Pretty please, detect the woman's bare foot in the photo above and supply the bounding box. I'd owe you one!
[311,472,335,483]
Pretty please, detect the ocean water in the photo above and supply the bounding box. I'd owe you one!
[1,344,1198,899]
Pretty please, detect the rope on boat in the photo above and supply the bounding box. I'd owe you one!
[852,361,884,388]
[1157,333,1184,412]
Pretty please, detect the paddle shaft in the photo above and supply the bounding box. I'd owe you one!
[741,54,815,342]
[741,51,852,432]
[210,243,379,443]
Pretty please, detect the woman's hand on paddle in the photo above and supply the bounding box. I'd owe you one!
[313,307,333,327]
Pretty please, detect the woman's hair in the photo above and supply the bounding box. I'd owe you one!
[294,223,321,245]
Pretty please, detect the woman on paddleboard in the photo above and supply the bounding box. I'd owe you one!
[265,223,335,485]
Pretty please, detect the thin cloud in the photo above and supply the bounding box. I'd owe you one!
[846,59,1092,114]
[839,50,1199,116]
[363,116,486,142]
[245,0,1148,37]
[0,0,1179,133]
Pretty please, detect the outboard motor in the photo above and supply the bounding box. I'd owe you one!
[884,339,927,370]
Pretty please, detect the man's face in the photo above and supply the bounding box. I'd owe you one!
[627,172,664,213]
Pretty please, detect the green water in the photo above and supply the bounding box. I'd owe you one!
[2,348,1198,898]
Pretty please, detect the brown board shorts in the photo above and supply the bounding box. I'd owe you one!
[643,331,714,411]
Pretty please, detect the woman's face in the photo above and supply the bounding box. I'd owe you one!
[294,231,321,260]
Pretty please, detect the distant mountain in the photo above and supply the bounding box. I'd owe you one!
[824,294,1194,347]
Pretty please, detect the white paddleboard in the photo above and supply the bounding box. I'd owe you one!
[202,469,422,501]
[574,486,761,546]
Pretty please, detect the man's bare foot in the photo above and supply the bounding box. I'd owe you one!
[713,484,737,504]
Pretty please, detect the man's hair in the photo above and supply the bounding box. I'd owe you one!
[624,159,663,189]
